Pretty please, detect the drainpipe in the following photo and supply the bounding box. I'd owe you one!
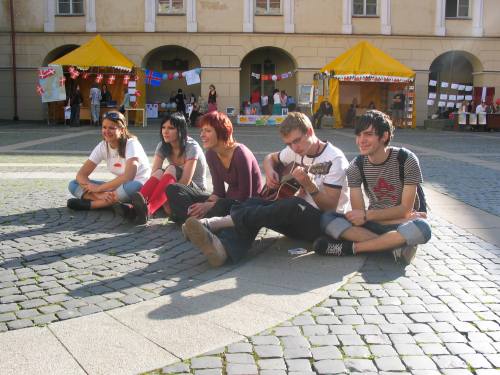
[10,0,19,121]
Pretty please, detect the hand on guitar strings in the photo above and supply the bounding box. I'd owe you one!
[265,168,281,189]
[291,166,315,191]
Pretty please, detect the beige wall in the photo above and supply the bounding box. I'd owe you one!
[484,0,500,36]
[54,16,86,33]
[392,0,434,36]
[445,19,474,37]
[295,0,343,34]
[254,15,283,33]
[96,0,145,32]
[156,15,187,32]
[8,0,44,32]
[197,0,243,32]
[352,16,380,35]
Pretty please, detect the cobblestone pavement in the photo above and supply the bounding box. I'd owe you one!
[149,216,500,374]
[1,124,500,374]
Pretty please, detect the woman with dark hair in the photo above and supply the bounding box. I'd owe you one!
[166,111,262,223]
[67,111,151,210]
[129,112,207,224]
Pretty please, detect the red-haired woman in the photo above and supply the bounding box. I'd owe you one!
[166,111,262,223]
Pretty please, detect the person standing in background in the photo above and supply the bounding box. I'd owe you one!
[250,88,261,115]
[69,84,83,126]
[89,83,101,126]
[208,84,217,112]
[101,84,112,106]
[272,89,281,115]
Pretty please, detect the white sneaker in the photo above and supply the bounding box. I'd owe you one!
[184,217,228,267]
[393,244,418,266]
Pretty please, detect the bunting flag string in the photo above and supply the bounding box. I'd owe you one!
[251,71,293,81]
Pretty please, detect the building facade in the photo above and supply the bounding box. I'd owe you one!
[1,0,499,125]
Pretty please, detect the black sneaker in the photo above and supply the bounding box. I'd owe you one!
[130,192,149,224]
[313,236,348,256]
[67,198,91,211]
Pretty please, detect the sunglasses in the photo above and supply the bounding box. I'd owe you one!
[102,111,125,125]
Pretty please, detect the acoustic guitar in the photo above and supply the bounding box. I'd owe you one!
[260,161,332,201]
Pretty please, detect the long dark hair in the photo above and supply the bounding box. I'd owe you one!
[159,112,188,159]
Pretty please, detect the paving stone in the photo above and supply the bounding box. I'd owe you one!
[259,371,286,375]
[374,356,406,372]
[308,335,339,346]
[342,345,371,358]
[227,342,253,353]
[162,363,190,373]
[274,326,302,337]
[226,364,258,375]
[459,353,493,369]
[191,357,222,369]
[402,355,438,370]
[395,343,424,356]
[414,332,442,343]
[251,336,279,346]
[432,355,468,369]
[312,359,346,374]
[0,303,18,313]
[7,319,34,330]
[369,344,398,357]
[292,315,315,326]
[19,298,46,309]
[421,343,449,355]
[56,309,81,320]
[225,354,254,364]
[286,359,312,372]
[344,359,377,372]
[283,348,311,359]
[310,346,342,360]
[439,332,468,343]
[78,304,103,316]
[254,345,283,358]
[364,334,391,345]
[337,334,364,346]
[446,343,477,355]
[33,313,57,325]
[301,325,328,336]
[329,325,355,335]
[15,308,40,319]
[389,333,416,344]
[354,324,382,335]
[280,336,310,349]
[0,312,16,322]
[485,354,500,367]
[257,359,286,370]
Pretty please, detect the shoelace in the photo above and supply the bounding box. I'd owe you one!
[325,242,343,256]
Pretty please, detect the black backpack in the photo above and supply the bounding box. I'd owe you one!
[354,148,427,213]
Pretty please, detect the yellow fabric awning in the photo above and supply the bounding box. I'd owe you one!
[49,35,135,71]
[321,41,414,78]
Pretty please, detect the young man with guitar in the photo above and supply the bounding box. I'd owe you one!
[182,112,350,266]
[315,110,431,265]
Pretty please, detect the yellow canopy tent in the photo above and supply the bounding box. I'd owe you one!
[49,35,145,124]
[313,41,416,128]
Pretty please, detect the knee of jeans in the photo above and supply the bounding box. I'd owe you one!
[68,179,81,198]
[320,211,343,232]
[397,219,432,246]
[121,181,142,201]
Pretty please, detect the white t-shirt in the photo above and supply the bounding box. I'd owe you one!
[273,93,281,105]
[278,142,350,213]
[88,138,151,184]
[476,104,486,114]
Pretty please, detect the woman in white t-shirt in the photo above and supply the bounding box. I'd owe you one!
[128,112,208,224]
[67,111,151,211]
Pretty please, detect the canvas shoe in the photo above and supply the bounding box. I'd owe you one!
[312,236,348,256]
[392,244,418,266]
[183,217,228,267]
[67,198,91,211]
[181,218,210,241]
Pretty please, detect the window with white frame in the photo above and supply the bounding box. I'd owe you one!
[158,0,185,14]
[445,0,469,18]
[353,0,377,16]
[255,0,281,15]
[57,0,84,15]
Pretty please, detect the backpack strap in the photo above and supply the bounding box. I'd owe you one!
[354,155,368,191]
[396,147,409,182]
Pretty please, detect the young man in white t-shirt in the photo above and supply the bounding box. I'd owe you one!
[182,112,350,267]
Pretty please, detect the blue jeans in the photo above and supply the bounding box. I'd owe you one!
[68,179,143,202]
[320,212,432,247]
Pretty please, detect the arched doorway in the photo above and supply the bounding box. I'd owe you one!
[43,44,79,66]
[428,51,483,117]
[240,47,297,114]
[142,46,201,107]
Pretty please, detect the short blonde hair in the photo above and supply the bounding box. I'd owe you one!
[279,112,313,136]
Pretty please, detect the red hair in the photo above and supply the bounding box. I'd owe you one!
[198,111,234,144]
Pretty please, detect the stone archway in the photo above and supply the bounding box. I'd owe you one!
[43,44,79,66]
[429,50,482,87]
[240,47,297,114]
[142,46,201,107]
